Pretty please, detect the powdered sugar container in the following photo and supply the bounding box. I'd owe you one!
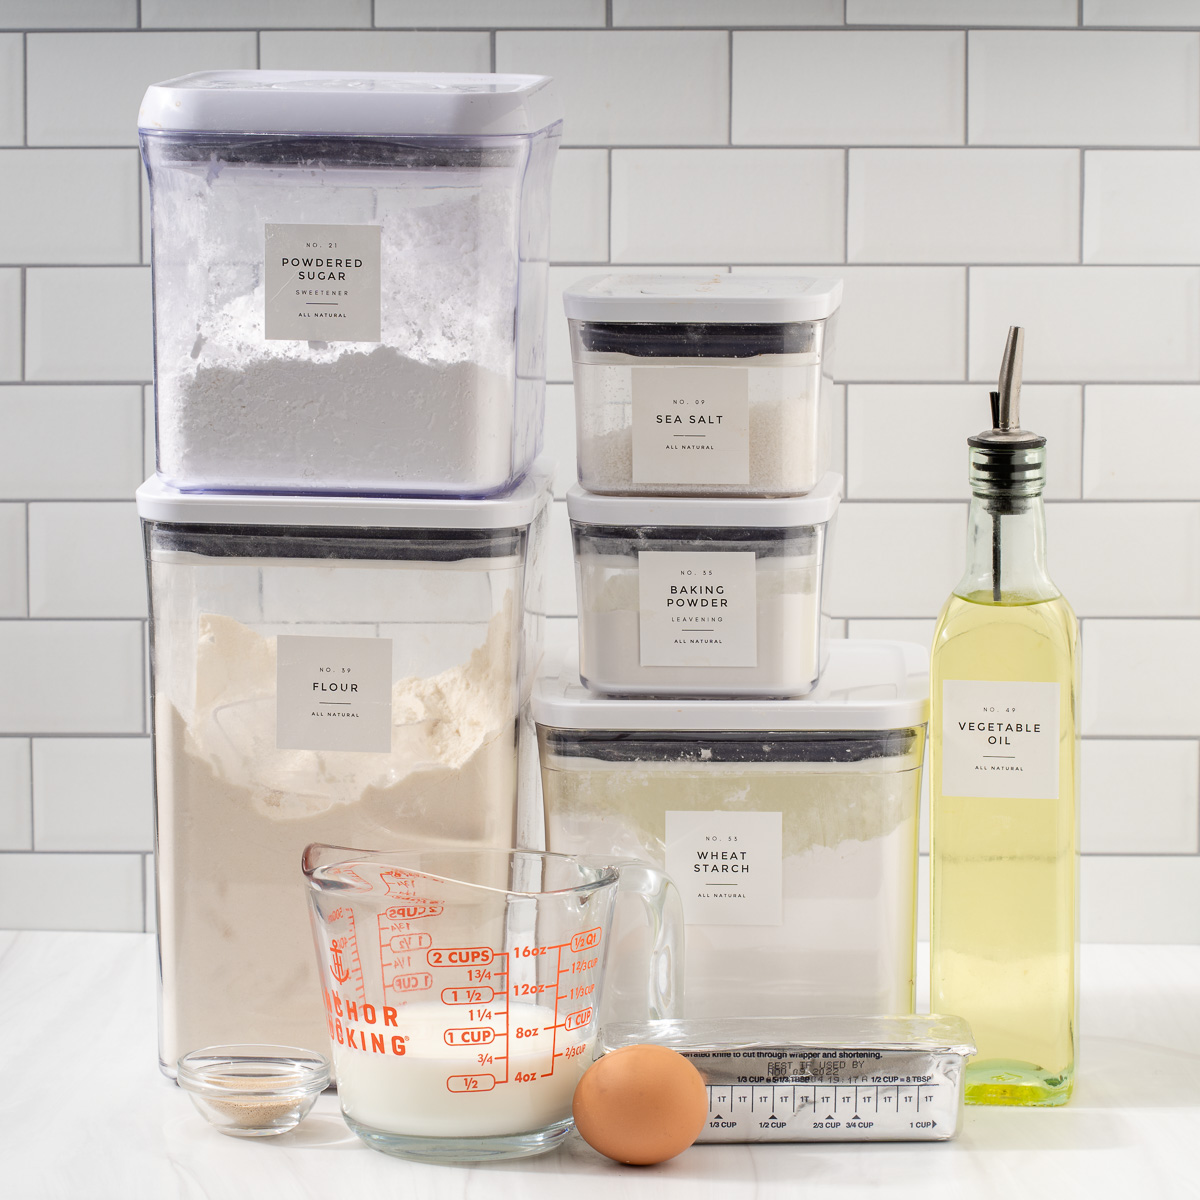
[137,467,550,1073]
[139,72,560,497]
[565,274,841,497]
[533,640,927,1022]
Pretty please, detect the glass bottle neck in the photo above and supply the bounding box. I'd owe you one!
[956,493,1059,604]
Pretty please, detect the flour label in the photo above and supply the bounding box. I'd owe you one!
[638,550,757,668]
[631,366,750,486]
[276,635,392,753]
[264,223,382,341]
[940,679,1060,799]
[665,810,782,926]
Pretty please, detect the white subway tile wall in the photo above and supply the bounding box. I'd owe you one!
[0,6,1196,941]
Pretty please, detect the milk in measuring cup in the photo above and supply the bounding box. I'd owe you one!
[335,1001,593,1137]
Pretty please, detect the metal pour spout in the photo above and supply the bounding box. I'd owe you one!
[990,326,1024,432]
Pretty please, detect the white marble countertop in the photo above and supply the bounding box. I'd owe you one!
[2,932,1197,1199]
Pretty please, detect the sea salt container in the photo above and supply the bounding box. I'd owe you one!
[568,473,841,697]
[139,72,561,496]
[565,274,841,497]
[137,469,550,1073]
[534,640,927,1021]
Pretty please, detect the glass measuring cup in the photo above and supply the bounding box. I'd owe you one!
[303,844,683,1163]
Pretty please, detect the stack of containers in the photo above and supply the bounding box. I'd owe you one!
[533,275,929,1021]
[135,72,562,1071]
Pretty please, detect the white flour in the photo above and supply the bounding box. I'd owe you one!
[156,601,521,1067]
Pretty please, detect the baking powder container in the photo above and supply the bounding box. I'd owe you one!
[567,473,841,698]
[139,72,560,497]
[533,640,928,1021]
[138,469,550,1073]
[564,274,841,497]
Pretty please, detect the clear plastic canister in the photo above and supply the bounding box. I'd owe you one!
[531,641,928,1023]
[139,71,560,497]
[138,474,549,1072]
[566,476,841,698]
[563,274,841,498]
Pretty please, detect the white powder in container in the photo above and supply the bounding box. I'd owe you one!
[575,355,825,497]
[541,756,920,1022]
[566,477,841,699]
[155,598,522,1068]
[575,551,821,698]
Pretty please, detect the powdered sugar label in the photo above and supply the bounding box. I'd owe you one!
[638,550,757,668]
[631,366,750,486]
[941,679,1060,799]
[665,810,782,926]
[264,223,382,342]
[276,635,393,753]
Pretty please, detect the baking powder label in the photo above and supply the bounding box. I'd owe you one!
[665,810,782,926]
[940,679,1060,799]
[638,550,758,668]
[631,366,750,486]
[264,223,382,342]
[276,635,392,753]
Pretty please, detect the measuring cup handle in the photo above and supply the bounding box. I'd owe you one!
[614,862,685,1020]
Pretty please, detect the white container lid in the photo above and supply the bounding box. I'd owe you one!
[532,640,929,733]
[139,71,561,138]
[566,472,842,528]
[563,274,843,324]
[136,463,552,530]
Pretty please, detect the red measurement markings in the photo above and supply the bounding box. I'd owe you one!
[441,986,495,1005]
[427,946,494,968]
[571,927,602,954]
[387,931,432,953]
[445,1026,495,1046]
[326,906,365,1001]
[562,1006,593,1032]
[447,1074,496,1093]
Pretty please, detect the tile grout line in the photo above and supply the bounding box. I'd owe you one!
[962,27,969,145]
[1079,383,1087,500]
[25,737,33,851]
[21,31,27,147]
[727,29,733,146]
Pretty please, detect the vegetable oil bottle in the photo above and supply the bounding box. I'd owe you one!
[929,327,1078,1106]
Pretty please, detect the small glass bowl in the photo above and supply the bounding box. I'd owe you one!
[176,1044,331,1137]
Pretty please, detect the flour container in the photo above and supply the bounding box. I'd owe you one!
[564,274,841,497]
[533,640,928,1021]
[139,72,561,496]
[137,469,550,1072]
[568,473,841,697]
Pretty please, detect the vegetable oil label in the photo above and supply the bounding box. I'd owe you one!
[665,810,783,926]
[276,634,393,753]
[940,680,1060,799]
[631,366,750,486]
[638,550,758,668]
[264,223,382,342]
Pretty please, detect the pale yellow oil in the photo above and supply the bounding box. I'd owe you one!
[930,591,1078,1106]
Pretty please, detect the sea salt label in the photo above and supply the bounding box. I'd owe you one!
[638,550,757,668]
[264,223,382,342]
[941,679,1060,799]
[276,634,393,752]
[631,366,750,486]
[665,810,782,926]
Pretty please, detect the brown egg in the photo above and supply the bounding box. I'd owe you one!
[572,1044,708,1166]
